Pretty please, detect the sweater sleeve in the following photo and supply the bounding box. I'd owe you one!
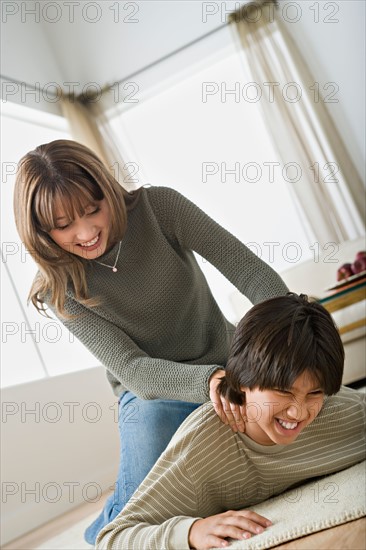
[95,424,203,549]
[47,297,219,402]
[148,186,289,304]
[95,473,198,549]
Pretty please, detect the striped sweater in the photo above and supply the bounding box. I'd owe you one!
[96,386,366,550]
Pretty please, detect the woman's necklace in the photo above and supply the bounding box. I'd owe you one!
[94,241,122,273]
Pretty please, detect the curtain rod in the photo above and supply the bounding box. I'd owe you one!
[0,0,277,100]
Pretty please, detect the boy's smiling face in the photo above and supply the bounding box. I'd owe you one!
[241,371,325,446]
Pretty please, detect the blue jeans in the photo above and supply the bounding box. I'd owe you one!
[84,391,201,545]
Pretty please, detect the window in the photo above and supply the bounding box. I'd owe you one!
[1,102,98,388]
[108,47,313,321]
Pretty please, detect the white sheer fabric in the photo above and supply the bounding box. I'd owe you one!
[229,1,365,244]
[60,94,135,189]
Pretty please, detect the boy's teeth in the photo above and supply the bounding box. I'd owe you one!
[278,418,298,430]
[80,235,99,247]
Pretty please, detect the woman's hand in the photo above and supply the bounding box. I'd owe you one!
[188,509,272,549]
[209,370,246,433]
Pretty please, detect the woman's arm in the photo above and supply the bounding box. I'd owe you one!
[148,186,289,304]
[47,297,220,403]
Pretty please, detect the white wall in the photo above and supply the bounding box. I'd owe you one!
[1,368,119,545]
[0,8,63,115]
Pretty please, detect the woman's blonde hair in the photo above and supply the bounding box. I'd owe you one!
[13,139,141,318]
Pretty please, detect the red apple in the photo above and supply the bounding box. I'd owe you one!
[355,251,366,261]
[352,256,366,274]
[337,263,354,281]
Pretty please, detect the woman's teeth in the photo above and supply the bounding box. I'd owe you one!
[277,418,298,430]
[80,234,99,247]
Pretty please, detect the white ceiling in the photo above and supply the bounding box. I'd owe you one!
[2,1,246,91]
[1,0,364,179]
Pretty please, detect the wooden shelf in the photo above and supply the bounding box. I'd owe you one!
[318,282,366,313]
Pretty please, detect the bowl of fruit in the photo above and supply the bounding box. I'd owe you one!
[326,251,366,291]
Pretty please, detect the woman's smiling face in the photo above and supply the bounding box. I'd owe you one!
[241,371,325,446]
[49,198,111,259]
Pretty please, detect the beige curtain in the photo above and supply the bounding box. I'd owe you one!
[60,92,134,189]
[229,0,365,244]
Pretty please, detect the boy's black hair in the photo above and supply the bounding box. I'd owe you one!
[218,293,344,405]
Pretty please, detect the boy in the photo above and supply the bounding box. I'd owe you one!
[96,294,365,550]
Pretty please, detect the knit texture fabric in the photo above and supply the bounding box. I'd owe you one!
[46,186,288,401]
[213,460,366,550]
[95,386,366,549]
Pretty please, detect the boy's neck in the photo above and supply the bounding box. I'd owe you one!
[244,422,277,446]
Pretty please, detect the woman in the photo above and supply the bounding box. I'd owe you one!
[13,139,288,544]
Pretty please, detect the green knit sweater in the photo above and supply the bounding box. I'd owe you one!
[47,186,288,401]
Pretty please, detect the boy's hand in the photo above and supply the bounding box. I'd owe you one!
[209,370,246,433]
[188,509,272,549]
